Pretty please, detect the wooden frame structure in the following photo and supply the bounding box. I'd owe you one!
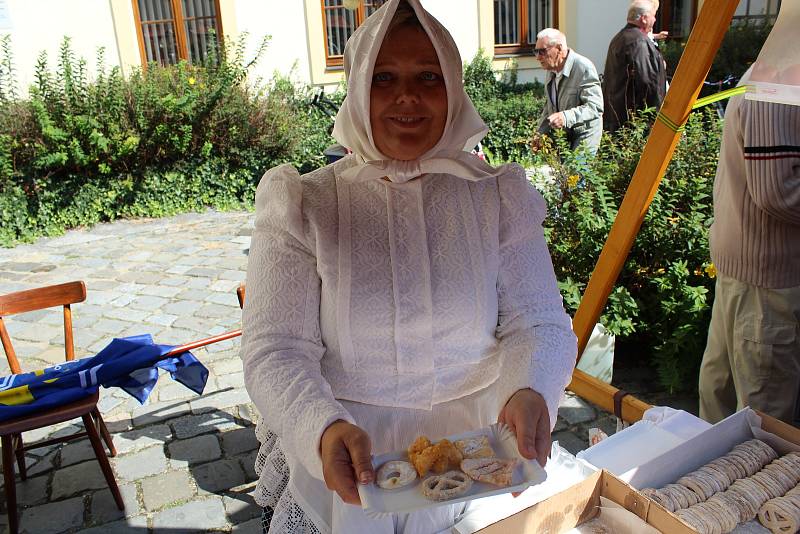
[569,0,741,423]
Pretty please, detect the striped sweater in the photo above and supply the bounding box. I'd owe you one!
[709,95,800,289]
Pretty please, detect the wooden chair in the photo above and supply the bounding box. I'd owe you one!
[0,281,123,534]
[236,284,245,310]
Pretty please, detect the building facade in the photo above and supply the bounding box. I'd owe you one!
[0,0,781,92]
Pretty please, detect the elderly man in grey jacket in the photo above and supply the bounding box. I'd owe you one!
[533,28,603,154]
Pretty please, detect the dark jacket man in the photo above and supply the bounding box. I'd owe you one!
[602,14,667,132]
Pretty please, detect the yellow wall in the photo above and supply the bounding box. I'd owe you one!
[109,0,141,76]
[304,0,347,86]
[478,0,550,80]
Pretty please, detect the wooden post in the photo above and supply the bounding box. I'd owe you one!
[568,0,741,422]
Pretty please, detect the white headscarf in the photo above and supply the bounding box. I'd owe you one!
[743,1,800,107]
[332,0,507,183]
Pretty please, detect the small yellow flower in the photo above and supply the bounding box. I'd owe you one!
[566,174,580,189]
[704,263,717,278]
[188,76,196,85]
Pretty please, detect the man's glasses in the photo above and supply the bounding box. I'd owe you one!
[534,46,553,56]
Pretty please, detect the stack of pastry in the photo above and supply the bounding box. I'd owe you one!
[639,441,800,534]
[759,481,800,534]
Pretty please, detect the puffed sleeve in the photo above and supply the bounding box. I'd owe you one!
[241,164,355,481]
[495,164,578,429]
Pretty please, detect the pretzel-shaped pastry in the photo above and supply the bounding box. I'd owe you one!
[421,470,473,501]
[759,485,800,534]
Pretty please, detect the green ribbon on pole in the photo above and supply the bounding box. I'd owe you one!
[691,85,751,110]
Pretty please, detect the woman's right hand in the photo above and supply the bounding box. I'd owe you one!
[320,420,374,505]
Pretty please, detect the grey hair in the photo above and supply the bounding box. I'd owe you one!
[627,0,656,22]
[535,28,567,47]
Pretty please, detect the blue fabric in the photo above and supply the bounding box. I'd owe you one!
[0,334,208,422]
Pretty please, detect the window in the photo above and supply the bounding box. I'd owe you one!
[321,0,388,67]
[494,0,556,55]
[132,0,223,66]
[654,0,698,39]
[732,0,781,25]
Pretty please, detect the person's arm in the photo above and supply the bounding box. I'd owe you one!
[562,62,604,128]
[742,100,800,225]
[537,95,553,134]
[241,164,356,482]
[494,165,578,433]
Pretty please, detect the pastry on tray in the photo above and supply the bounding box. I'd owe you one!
[454,435,495,459]
[460,457,518,487]
[375,460,417,490]
[408,436,463,477]
[421,470,473,501]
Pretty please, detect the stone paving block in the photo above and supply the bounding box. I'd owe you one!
[237,403,260,425]
[16,474,48,507]
[51,460,110,499]
[221,427,259,457]
[19,495,85,534]
[159,276,190,287]
[144,313,178,327]
[13,323,62,343]
[234,517,264,533]
[552,430,588,456]
[60,438,96,466]
[558,392,597,425]
[156,382,199,402]
[186,267,218,278]
[131,400,191,427]
[223,493,262,524]
[239,450,258,482]
[174,288,209,302]
[141,469,195,511]
[168,434,221,467]
[102,308,150,323]
[162,300,203,317]
[190,388,252,414]
[139,285,182,298]
[172,411,240,440]
[128,295,169,312]
[94,318,133,335]
[193,458,246,494]
[166,265,193,275]
[110,294,136,308]
[185,276,213,289]
[195,303,234,319]
[218,371,246,390]
[114,424,172,455]
[219,269,247,282]
[89,483,139,524]
[26,451,57,477]
[113,445,168,481]
[209,279,240,293]
[151,497,229,532]
[79,514,148,534]
[212,358,244,375]
[205,292,239,306]
[97,394,124,414]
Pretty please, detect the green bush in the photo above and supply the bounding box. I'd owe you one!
[661,22,772,96]
[0,34,334,246]
[535,109,721,392]
[464,51,545,165]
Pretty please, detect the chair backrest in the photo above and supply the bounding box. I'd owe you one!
[237,284,245,310]
[0,281,87,374]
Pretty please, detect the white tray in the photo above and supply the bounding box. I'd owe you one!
[358,423,547,516]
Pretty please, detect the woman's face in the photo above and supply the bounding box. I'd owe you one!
[370,23,448,161]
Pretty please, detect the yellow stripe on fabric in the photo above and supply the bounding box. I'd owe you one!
[0,385,35,406]
[692,85,750,110]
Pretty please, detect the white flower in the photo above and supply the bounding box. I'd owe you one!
[343,0,360,10]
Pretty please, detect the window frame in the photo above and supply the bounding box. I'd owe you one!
[731,0,782,26]
[132,0,224,67]
[493,0,558,56]
[321,0,380,68]
[655,0,698,40]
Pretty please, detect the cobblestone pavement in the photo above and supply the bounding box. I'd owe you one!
[0,210,614,533]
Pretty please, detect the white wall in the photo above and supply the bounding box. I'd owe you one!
[421,0,482,65]
[561,0,630,74]
[233,0,311,86]
[1,0,121,94]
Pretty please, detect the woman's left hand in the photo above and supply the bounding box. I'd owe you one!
[498,388,551,468]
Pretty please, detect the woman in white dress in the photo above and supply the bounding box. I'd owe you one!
[241,1,577,532]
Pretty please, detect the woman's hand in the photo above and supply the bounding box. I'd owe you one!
[498,388,551,468]
[320,420,375,505]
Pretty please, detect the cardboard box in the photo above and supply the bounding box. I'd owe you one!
[478,469,694,533]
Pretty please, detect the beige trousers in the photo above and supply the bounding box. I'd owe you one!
[699,274,800,426]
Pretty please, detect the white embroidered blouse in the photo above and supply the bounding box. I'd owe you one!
[241,155,577,483]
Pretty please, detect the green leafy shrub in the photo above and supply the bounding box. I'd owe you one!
[0,34,324,246]
[464,50,545,165]
[535,109,722,392]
